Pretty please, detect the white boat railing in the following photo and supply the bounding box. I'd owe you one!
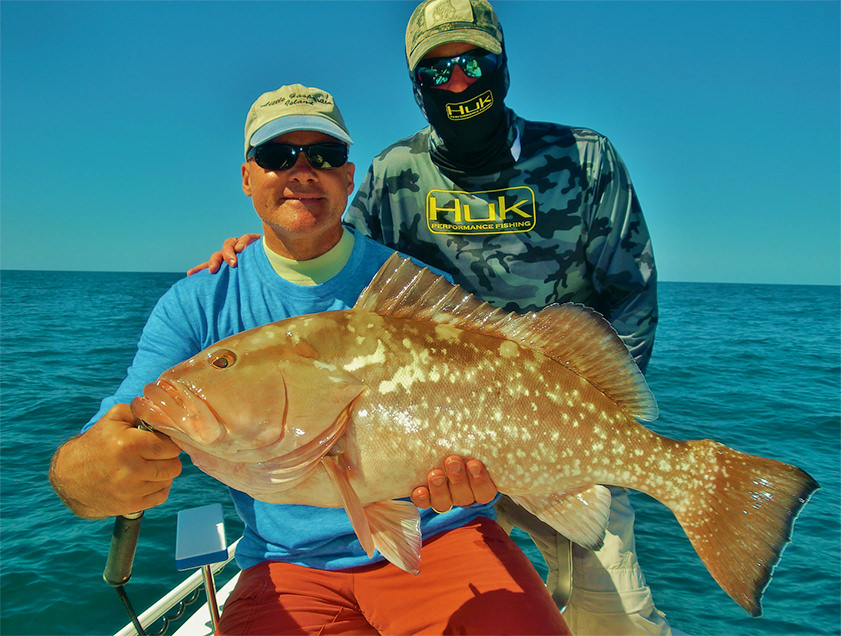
[114,538,240,636]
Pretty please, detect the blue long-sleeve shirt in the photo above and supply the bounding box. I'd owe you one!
[83,232,495,570]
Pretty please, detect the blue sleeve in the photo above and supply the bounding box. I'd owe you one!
[82,285,203,432]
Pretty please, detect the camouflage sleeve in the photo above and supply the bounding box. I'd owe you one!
[585,137,658,373]
[345,163,387,244]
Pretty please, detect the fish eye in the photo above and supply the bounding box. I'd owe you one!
[209,349,236,369]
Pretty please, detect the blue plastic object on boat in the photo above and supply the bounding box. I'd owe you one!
[175,503,227,571]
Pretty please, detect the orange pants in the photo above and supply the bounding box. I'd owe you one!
[217,517,570,635]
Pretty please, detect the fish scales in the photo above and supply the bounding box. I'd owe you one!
[336,314,665,500]
[132,254,818,618]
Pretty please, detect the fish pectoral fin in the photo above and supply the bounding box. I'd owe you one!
[365,500,422,575]
[511,485,612,551]
[320,456,375,557]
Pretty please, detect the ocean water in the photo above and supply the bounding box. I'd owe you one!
[1,270,838,636]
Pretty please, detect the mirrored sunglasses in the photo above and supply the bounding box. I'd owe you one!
[413,49,501,88]
[247,142,348,171]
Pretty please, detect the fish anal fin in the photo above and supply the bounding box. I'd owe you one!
[365,500,422,575]
[320,456,375,557]
[511,485,611,550]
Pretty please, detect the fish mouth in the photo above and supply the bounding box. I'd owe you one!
[130,395,173,430]
[130,379,224,446]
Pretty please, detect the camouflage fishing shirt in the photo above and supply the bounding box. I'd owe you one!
[343,112,658,371]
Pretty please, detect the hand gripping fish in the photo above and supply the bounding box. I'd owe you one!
[131,254,818,617]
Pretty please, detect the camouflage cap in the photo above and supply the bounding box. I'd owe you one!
[405,0,503,70]
[243,84,353,157]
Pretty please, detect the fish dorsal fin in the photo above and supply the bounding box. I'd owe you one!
[356,254,657,422]
[355,253,507,326]
[501,304,658,422]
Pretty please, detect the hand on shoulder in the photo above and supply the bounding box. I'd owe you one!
[186,234,262,276]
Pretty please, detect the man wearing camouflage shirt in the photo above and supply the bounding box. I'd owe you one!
[195,1,666,633]
[343,2,666,634]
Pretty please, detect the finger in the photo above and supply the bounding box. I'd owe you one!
[107,403,139,424]
[444,456,475,507]
[135,481,174,511]
[111,449,181,487]
[186,262,210,276]
[411,486,432,509]
[133,429,182,460]
[234,234,261,252]
[147,456,182,482]
[221,238,240,266]
[465,459,498,504]
[208,252,226,273]
[427,468,453,513]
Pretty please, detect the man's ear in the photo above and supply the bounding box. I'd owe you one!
[241,162,253,197]
[345,162,355,196]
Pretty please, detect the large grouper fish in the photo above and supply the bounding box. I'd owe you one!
[132,254,818,617]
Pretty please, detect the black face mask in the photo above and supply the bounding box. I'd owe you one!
[411,53,515,177]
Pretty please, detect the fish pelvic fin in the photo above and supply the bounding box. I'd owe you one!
[510,486,611,551]
[320,455,422,574]
[675,440,819,617]
[355,254,657,422]
[364,500,422,575]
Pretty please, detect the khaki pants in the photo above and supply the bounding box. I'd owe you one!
[496,487,671,636]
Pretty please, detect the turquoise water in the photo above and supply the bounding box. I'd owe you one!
[1,271,839,635]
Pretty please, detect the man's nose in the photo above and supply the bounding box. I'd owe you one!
[287,153,318,179]
[440,65,477,93]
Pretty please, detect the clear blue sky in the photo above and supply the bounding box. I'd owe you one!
[2,0,839,284]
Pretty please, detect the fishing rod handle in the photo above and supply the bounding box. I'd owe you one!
[103,511,144,587]
[102,419,157,586]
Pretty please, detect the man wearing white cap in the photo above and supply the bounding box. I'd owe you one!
[196,1,667,633]
[50,83,570,635]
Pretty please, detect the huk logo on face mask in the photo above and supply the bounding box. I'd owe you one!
[426,186,536,235]
[446,90,494,121]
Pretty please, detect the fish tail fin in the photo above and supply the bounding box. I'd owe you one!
[675,440,818,617]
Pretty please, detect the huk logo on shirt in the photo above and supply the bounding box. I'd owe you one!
[446,90,494,121]
[426,186,536,235]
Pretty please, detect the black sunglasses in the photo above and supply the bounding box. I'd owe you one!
[413,49,501,88]
[247,142,348,171]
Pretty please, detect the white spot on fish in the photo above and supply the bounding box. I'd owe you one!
[499,341,519,358]
[434,324,462,341]
[377,360,432,394]
[345,340,387,371]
